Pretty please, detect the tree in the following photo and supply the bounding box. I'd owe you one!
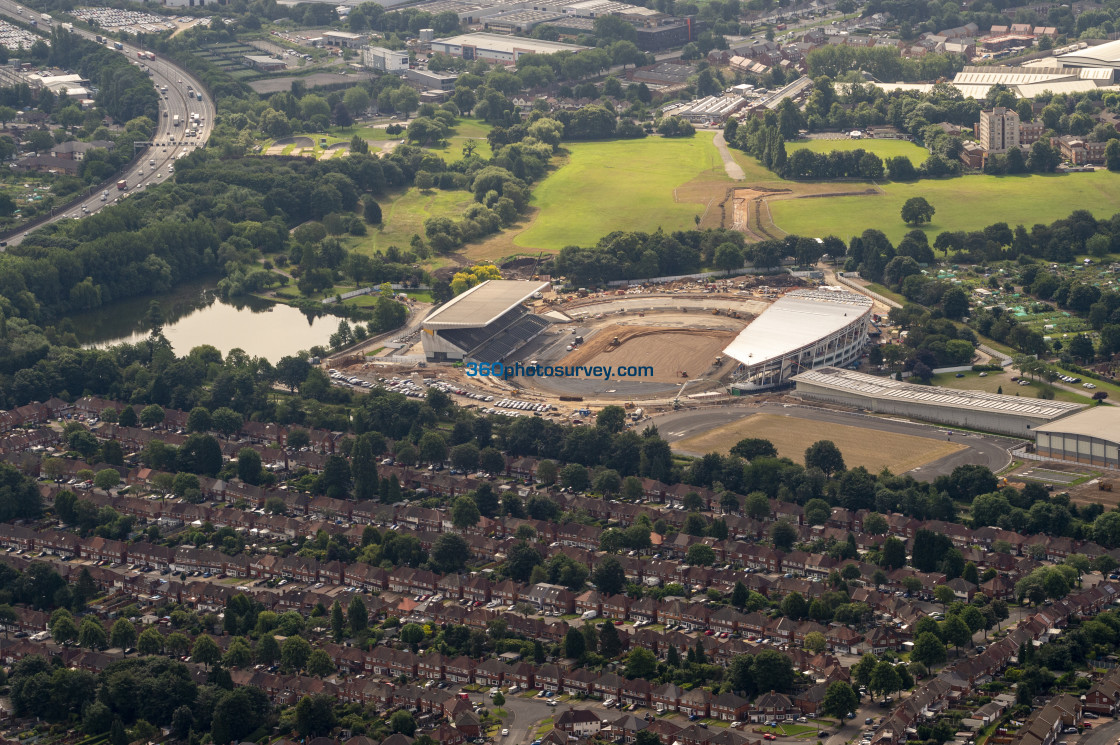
[870,661,902,699]
[730,438,777,460]
[625,646,657,678]
[223,637,253,668]
[687,543,716,566]
[137,627,163,656]
[364,200,382,225]
[431,532,470,573]
[237,448,262,485]
[821,681,858,725]
[110,618,136,651]
[331,600,345,641]
[492,691,506,709]
[351,433,379,501]
[598,620,621,657]
[716,243,744,275]
[51,609,77,646]
[940,615,972,655]
[307,649,334,677]
[804,630,826,653]
[93,469,120,492]
[744,491,770,520]
[781,592,808,620]
[592,556,626,595]
[772,520,797,551]
[753,649,794,692]
[348,595,368,635]
[389,709,416,736]
[257,635,280,665]
[805,440,845,477]
[901,197,935,226]
[281,634,311,671]
[596,405,627,433]
[140,404,165,428]
[565,626,586,659]
[78,617,107,650]
[192,634,221,668]
[1107,139,1120,172]
[911,631,947,674]
[852,653,878,689]
[881,536,907,570]
[400,623,425,652]
[295,694,336,738]
[450,495,480,530]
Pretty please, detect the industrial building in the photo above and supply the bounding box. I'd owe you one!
[324,31,365,48]
[724,288,872,392]
[1057,39,1120,69]
[1033,407,1120,468]
[792,367,1086,438]
[244,55,286,72]
[863,65,1119,101]
[421,280,550,363]
[429,32,587,63]
[363,46,409,72]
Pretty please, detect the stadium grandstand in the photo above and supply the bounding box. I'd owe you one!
[421,280,551,363]
[723,287,873,392]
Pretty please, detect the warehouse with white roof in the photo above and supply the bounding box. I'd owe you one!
[421,279,550,363]
[1034,407,1120,468]
[724,288,872,392]
[793,367,1085,437]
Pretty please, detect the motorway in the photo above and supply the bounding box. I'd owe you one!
[650,402,1019,480]
[0,1,214,247]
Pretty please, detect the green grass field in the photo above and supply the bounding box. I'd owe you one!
[787,138,930,166]
[428,118,494,162]
[514,134,729,251]
[346,187,478,255]
[928,370,1094,405]
[769,171,1120,243]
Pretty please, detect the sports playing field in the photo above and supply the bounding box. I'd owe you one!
[514,135,731,252]
[674,412,965,473]
[768,171,1120,243]
[787,138,930,166]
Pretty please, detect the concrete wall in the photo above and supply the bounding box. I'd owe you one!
[794,380,1046,438]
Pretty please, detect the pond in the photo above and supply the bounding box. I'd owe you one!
[70,278,335,363]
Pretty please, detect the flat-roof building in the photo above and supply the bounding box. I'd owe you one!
[793,367,1085,437]
[244,55,286,72]
[422,279,550,362]
[724,288,872,392]
[1034,407,1120,468]
[429,32,588,63]
[363,45,409,72]
[325,30,365,49]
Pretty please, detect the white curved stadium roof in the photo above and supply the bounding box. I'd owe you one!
[722,288,872,368]
[1058,39,1120,66]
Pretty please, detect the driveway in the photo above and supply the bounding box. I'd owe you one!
[1075,715,1120,745]
[713,131,746,180]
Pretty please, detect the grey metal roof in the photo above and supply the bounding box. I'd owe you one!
[422,279,549,330]
[793,367,1085,419]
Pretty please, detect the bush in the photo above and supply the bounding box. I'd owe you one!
[971,364,1003,372]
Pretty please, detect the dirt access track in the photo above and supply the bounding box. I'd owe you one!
[559,324,739,383]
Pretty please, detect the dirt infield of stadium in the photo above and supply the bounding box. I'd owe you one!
[675,412,966,473]
[558,324,739,383]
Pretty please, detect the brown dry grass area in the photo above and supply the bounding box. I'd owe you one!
[560,325,736,382]
[675,412,966,472]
